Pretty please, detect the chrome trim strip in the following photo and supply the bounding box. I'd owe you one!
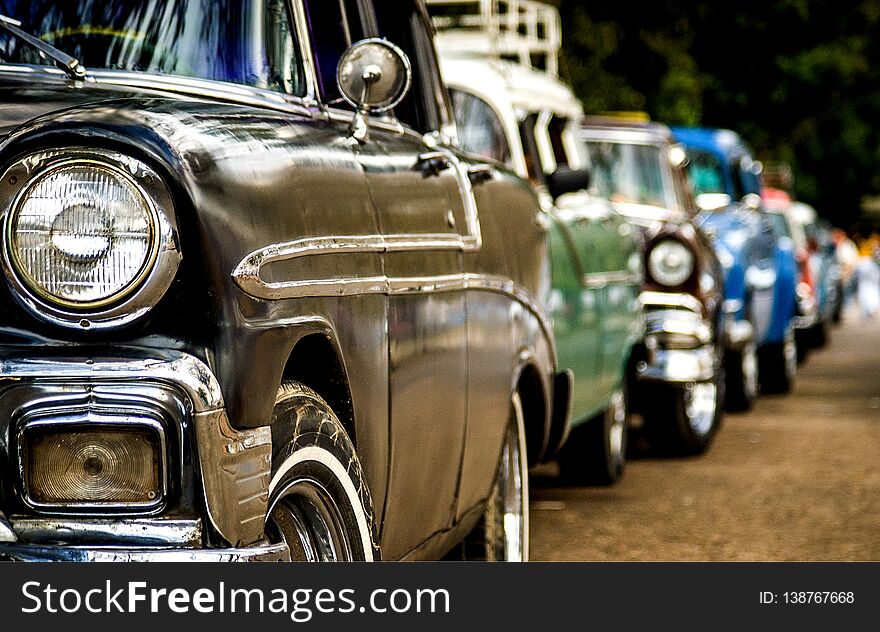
[639,291,703,314]
[288,0,319,104]
[0,354,223,412]
[583,270,643,289]
[10,517,201,547]
[0,353,271,548]
[233,240,554,357]
[0,541,290,562]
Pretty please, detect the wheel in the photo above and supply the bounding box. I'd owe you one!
[455,392,529,561]
[643,368,723,456]
[266,382,379,561]
[832,282,844,324]
[759,325,797,394]
[795,329,811,364]
[725,340,758,412]
[557,387,628,486]
[811,320,829,348]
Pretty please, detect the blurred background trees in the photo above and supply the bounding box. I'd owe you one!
[550,0,880,228]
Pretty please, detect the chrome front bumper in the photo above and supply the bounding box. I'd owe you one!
[0,541,289,562]
[637,292,717,384]
[636,346,717,383]
[0,351,273,558]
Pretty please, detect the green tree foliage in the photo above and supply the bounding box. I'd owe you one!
[552,0,880,225]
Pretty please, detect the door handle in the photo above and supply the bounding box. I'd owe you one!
[415,152,451,178]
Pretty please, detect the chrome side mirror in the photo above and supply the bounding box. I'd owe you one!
[546,167,591,200]
[337,39,412,143]
[668,144,688,169]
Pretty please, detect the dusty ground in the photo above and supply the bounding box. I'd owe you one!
[530,313,880,561]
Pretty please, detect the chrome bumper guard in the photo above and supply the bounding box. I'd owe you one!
[0,352,272,553]
[636,346,716,384]
[637,292,716,384]
[724,318,755,350]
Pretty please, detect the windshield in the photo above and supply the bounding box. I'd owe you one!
[0,0,305,95]
[584,140,670,208]
[686,149,727,196]
[767,212,792,240]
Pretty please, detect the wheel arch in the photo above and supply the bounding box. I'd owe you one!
[514,358,552,468]
[279,332,356,447]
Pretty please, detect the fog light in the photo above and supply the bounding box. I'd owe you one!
[21,423,165,510]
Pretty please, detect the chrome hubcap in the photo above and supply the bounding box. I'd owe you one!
[268,477,352,562]
[487,398,528,561]
[685,381,717,436]
[743,342,758,400]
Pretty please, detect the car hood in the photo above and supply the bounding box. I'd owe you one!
[0,77,156,138]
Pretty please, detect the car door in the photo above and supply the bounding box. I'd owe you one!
[359,0,471,559]
[544,119,628,407]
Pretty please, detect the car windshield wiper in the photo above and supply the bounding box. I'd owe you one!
[0,14,86,80]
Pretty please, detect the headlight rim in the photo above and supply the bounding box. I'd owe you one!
[647,238,697,288]
[6,157,163,311]
[0,148,181,330]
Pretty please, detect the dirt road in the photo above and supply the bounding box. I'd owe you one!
[530,315,880,561]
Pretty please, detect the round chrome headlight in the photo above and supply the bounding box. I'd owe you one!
[648,239,695,287]
[0,149,181,330]
[8,161,158,308]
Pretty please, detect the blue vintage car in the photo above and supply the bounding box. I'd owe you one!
[672,128,799,405]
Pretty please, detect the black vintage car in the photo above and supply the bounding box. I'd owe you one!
[0,0,570,561]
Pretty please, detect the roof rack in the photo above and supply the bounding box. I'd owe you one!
[425,0,562,75]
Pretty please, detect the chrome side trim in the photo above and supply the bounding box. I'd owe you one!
[0,541,290,562]
[639,291,703,315]
[0,353,271,548]
[583,270,643,289]
[233,234,474,299]
[234,243,554,351]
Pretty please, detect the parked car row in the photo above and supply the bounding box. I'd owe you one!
[0,0,844,563]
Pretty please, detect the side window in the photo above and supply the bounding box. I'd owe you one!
[302,0,367,103]
[372,0,448,134]
[449,90,510,164]
[519,113,544,184]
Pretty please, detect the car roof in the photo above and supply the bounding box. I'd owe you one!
[581,116,674,145]
[671,127,751,157]
[437,54,583,119]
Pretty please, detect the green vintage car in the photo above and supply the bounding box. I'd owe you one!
[430,0,643,484]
